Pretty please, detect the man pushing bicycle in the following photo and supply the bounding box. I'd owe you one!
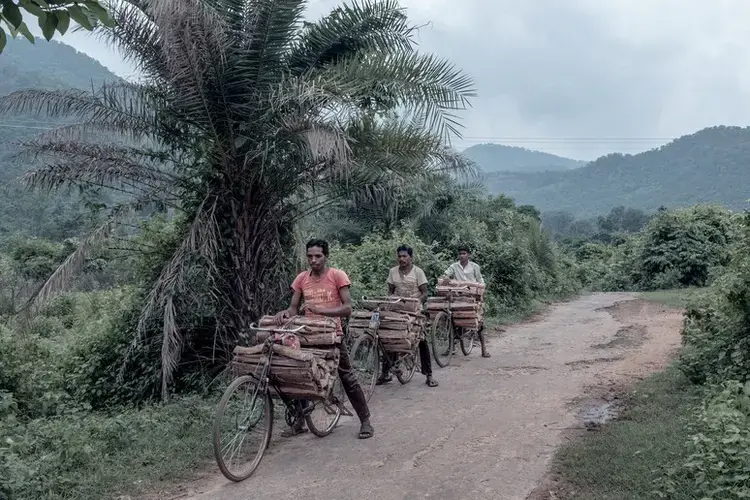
[440,245,491,358]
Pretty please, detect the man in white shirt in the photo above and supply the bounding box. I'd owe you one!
[440,245,491,358]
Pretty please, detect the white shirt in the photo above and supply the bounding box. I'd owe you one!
[443,261,485,284]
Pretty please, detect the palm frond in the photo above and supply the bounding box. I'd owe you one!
[132,196,221,393]
[329,50,477,141]
[0,83,163,142]
[21,140,176,193]
[23,217,114,310]
[287,0,414,75]
[98,0,167,81]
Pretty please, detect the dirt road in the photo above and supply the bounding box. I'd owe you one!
[178,293,683,500]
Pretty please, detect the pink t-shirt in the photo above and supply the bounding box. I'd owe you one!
[291,267,351,334]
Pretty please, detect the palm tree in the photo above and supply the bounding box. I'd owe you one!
[0,0,475,398]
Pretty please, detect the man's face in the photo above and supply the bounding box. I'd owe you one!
[307,246,327,271]
[397,251,412,267]
[458,250,470,264]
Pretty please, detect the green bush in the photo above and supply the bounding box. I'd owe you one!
[677,213,750,384]
[331,227,451,306]
[656,381,750,499]
[579,205,738,292]
[638,205,737,290]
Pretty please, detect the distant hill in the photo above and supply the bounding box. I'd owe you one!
[0,38,120,240]
[462,143,587,173]
[483,126,750,217]
[0,37,117,97]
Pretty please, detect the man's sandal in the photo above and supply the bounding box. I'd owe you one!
[358,422,374,439]
[426,378,439,388]
[281,427,308,438]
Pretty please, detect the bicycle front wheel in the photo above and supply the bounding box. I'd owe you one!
[213,375,273,482]
[430,311,454,368]
[350,333,379,402]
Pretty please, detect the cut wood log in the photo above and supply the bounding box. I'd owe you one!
[361,296,421,313]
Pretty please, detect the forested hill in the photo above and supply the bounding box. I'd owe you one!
[483,126,750,217]
[0,38,120,239]
[462,143,586,173]
[0,37,117,96]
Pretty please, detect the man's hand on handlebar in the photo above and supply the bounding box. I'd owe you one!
[274,309,291,325]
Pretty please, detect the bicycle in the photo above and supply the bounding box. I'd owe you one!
[349,296,422,402]
[213,323,352,482]
[428,286,482,367]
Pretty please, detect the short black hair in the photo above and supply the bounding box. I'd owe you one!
[396,245,413,257]
[457,244,470,253]
[306,238,329,256]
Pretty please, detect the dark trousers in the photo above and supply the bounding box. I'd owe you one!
[337,340,371,421]
[382,339,432,377]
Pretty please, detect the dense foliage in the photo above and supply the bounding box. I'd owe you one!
[571,205,738,292]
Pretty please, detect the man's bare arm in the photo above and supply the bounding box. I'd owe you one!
[418,283,428,304]
[308,286,353,317]
[274,290,302,324]
[388,283,396,295]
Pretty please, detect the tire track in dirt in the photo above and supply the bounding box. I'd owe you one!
[145,293,683,500]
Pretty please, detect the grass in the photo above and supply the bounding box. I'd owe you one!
[1,396,216,500]
[553,366,702,500]
[638,287,703,309]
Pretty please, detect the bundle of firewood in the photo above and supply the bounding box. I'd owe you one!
[426,280,485,329]
[255,315,340,347]
[349,297,425,353]
[232,344,340,400]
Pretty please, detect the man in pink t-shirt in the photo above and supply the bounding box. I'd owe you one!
[274,239,373,440]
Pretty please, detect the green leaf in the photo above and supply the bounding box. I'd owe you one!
[55,8,68,34]
[83,0,106,17]
[32,0,49,7]
[67,4,92,30]
[19,0,44,19]
[84,1,113,27]
[16,20,34,42]
[2,2,23,29]
[0,28,6,54]
[39,10,56,40]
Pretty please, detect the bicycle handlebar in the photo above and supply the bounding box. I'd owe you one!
[249,323,305,334]
[362,296,404,303]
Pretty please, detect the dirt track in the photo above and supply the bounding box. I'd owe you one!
[173,292,683,500]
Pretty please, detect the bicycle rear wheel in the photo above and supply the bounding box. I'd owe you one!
[460,328,476,355]
[350,333,379,402]
[305,397,342,437]
[430,311,454,368]
[396,349,418,384]
[214,375,273,482]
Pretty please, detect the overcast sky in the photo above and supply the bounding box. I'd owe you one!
[36,0,750,160]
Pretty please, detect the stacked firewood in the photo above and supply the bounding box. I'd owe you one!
[256,315,340,346]
[349,297,425,353]
[231,315,341,400]
[425,279,485,329]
